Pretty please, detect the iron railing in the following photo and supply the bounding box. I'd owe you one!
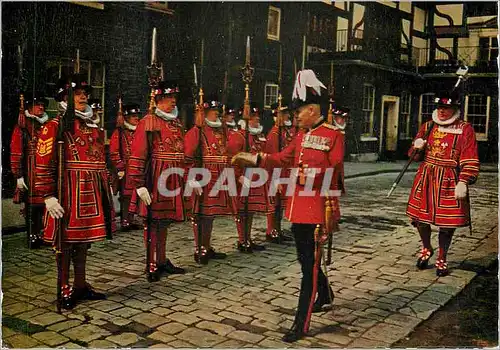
[412,46,495,68]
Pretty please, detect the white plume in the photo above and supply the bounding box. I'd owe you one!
[292,69,327,101]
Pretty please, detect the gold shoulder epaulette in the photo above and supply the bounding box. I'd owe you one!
[322,123,337,130]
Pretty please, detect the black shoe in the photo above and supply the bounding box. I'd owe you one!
[207,248,227,260]
[251,242,266,251]
[147,269,160,282]
[194,252,209,265]
[74,283,106,301]
[160,259,186,274]
[237,242,253,253]
[61,295,76,310]
[312,286,335,313]
[266,230,282,244]
[129,223,142,230]
[435,259,449,277]
[416,247,434,270]
[28,234,43,249]
[282,323,305,343]
[60,287,77,310]
[121,220,132,232]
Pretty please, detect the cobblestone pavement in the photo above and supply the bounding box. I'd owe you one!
[2,172,497,348]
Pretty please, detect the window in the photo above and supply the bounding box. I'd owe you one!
[45,57,105,128]
[479,37,498,62]
[264,83,279,108]
[400,91,412,139]
[267,6,281,41]
[418,93,435,125]
[361,84,375,136]
[465,94,490,140]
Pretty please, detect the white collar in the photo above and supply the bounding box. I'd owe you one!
[432,109,460,126]
[25,110,49,124]
[205,118,222,128]
[124,120,137,131]
[225,120,236,127]
[155,106,179,121]
[58,101,99,127]
[249,125,263,135]
[273,117,293,127]
[333,119,346,130]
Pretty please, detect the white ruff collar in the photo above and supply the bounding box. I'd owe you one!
[273,117,292,127]
[225,120,236,127]
[25,110,49,124]
[249,125,263,135]
[58,102,99,127]
[333,119,346,130]
[432,109,460,126]
[124,120,137,131]
[155,106,179,121]
[205,118,222,128]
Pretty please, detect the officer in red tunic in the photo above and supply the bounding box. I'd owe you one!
[232,70,341,342]
[264,102,297,243]
[126,81,186,282]
[407,91,479,277]
[11,92,50,248]
[109,103,142,231]
[227,105,271,253]
[184,97,238,264]
[36,75,113,309]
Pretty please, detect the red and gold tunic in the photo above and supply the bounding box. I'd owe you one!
[126,114,187,221]
[184,124,238,216]
[228,128,274,214]
[35,117,115,244]
[406,119,479,227]
[265,124,298,209]
[11,119,46,205]
[109,128,135,196]
[260,121,344,224]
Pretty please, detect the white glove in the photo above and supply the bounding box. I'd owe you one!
[239,176,251,189]
[45,197,64,219]
[187,180,203,196]
[413,138,426,150]
[454,181,468,200]
[17,177,28,190]
[136,187,152,206]
[118,171,125,180]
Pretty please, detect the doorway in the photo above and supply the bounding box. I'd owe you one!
[379,95,400,160]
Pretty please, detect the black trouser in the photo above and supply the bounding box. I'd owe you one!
[292,223,330,332]
[25,203,45,240]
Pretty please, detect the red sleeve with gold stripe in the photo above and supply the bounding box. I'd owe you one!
[458,123,480,185]
[125,118,149,190]
[10,125,24,178]
[109,129,125,172]
[35,118,59,199]
[260,133,297,169]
